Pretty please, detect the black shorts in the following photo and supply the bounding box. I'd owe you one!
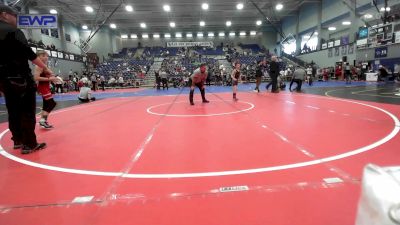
[42,98,56,112]
[233,80,239,86]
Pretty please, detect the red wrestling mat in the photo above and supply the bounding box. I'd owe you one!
[0,92,399,225]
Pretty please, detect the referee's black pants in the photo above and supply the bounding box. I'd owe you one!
[3,80,38,148]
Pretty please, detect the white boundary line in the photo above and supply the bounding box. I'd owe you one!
[146,100,255,117]
[0,95,399,179]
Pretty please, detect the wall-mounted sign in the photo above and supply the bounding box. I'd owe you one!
[375,47,388,58]
[17,14,58,29]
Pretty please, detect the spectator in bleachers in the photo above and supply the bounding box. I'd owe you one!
[80,75,89,85]
[118,75,124,87]
[37,40,45,48]
[108,76,116,88]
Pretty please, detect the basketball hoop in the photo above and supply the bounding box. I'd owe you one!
[74,39,92,53]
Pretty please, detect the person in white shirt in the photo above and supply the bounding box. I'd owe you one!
[100,75,105,91]
[306,66,313,85]
[160,70,168,90]
[118,75,124,87]
[78,84,96,103]
[54,74,64,93]
[80,76,88,84]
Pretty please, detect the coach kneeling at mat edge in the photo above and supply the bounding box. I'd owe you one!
[189,63,210,105]
[78,83,96,103]
[289,66,306,92]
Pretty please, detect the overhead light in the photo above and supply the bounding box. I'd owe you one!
[328,27,336,31]
[165,33,171,38]
[125,5,133,12]
[208,32,214,37]
[142,34,149,39]
[202,3,209,10]
[314,32,318,35]
[229,32,235,36]
[226,21,232,27]
[219,32,225,37]
[140,23,146,28]
[176,33,182,38]
[364,14,373,19]
[250,31,257,36]
[82,25,88,30]
[110,23,117,29]
[256,20,262,26]
[197,32,204,37]
[49,9,57,14]
[85,6,94,13]
[200,21,205,26]
[121,34,128,39]
[236,3,244,10]
[131,34,138,39]
[170,22,176,28]
[163,5,171,12]
[379,7,390,12]
[342,21,351,25]
[303,35,310,39]
[240,31,246,36]
[186,33,193,38]
[153,34,160,38]
[276,3,283,10]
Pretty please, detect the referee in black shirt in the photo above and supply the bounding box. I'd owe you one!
[269,56,279,93]
[0,5,53,154]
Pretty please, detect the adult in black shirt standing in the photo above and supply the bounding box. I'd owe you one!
[378,65,389,82]
[0,5,52,154]
[269,56,279,93]
[254,59,266,93]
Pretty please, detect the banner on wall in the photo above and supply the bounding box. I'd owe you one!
[17,14,58,29]
[395,31,400,43]
[51,51,58,58]
[375,47,388,58]
[166,42,214,48]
